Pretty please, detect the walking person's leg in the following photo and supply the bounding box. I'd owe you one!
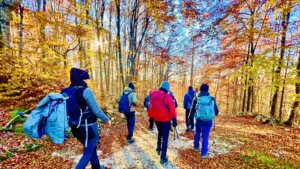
[200,120,213,158]
[149,118,154,130]
[193,119,201,151]
[185,109,190,130]
[160,122,171,164]
[89,125,101,168]
[126,112,135,143]
[75,138,99,169]
[155,121,162,154]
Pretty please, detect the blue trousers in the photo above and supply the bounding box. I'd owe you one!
[125,112,135,140]
[155,121,171,160]
[75,124,100,169]
[149,118,154,129]
[194,120,213,156]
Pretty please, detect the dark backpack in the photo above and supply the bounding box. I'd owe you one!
[61,87,94,127]
[118,92,131,114]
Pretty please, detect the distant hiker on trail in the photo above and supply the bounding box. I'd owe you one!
[189,84,218,158]
[168,91,178,108]
[144,90,154,131]
[148,81,177,165]
[184,86,196,132]
[118,82,137,144]
[61,68,111,169]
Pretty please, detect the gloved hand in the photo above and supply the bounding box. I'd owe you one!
[172,118,177,127]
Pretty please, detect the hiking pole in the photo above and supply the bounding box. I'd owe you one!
[173,126,176,140]
[2,108,33,131]
[212,119,216,145]
[175,127,179,139]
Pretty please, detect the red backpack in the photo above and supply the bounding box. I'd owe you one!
[148,90,168,121]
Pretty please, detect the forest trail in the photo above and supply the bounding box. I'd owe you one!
[1,108,300,169]
[77,108,300,169]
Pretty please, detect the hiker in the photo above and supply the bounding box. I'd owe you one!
[183,86,196,132]
[144,90,154,131]
[148,81,177,164]
[118,83,137,144]
[168,91,178,108]
[62,68,111,169]
[189,84,219,158]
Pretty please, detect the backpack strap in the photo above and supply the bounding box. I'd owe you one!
[123,91,131,96]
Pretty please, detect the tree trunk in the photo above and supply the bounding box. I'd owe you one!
[0,0,21,49]
[285,49,300,125]
[18,4,24,58]
[115,0,125,88]
[270,1,291,118]
[190,44,195,86]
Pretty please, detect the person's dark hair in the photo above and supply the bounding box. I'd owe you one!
[70,68,89,87]
[188,86,193,90]
[200,84,209,92]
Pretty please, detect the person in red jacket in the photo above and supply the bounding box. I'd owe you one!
[148,81,177,165]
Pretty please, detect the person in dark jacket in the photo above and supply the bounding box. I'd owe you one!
[64,68,111,169]
[168,91,178,108]
[148,81,177,165]
[189,84,219,158]
[118,83,137,144]
[183,86,196,132]
[144,90,154,131]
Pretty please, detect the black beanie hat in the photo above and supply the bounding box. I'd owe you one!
[70,68,89,87]
[188,86,193,90]
[128,83,135,90]
[200,84,209,92]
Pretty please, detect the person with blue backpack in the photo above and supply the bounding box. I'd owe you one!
[183,86,196,132]
[118,83,137,144]
[189,84,218,158]
[61,68,111,169]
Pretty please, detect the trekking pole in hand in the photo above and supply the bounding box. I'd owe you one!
[175,127,179,139]
[173,127,176,140]
[213,120,216,145]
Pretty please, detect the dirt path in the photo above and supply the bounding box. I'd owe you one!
[1,109,300,169]
[81,109,245,169]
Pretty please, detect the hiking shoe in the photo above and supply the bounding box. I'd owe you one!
[194,148,200,152]
[160,158,168,165]
[127,139,135,144]
[156,150,161,155]
[201,154,208,159]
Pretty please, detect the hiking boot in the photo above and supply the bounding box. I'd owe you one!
[156,150,161,155]
[194,148,200,152]
[160,157,168,165]
[127,139,135,144]
[201,155,208,159]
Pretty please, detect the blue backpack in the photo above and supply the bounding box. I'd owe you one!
[195,96,215,121]
[118,92,131,114]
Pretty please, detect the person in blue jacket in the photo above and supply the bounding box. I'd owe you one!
[65,68,111,169]
[144,90,154,131]
[183,86,196,131]
[189,84,218,158]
